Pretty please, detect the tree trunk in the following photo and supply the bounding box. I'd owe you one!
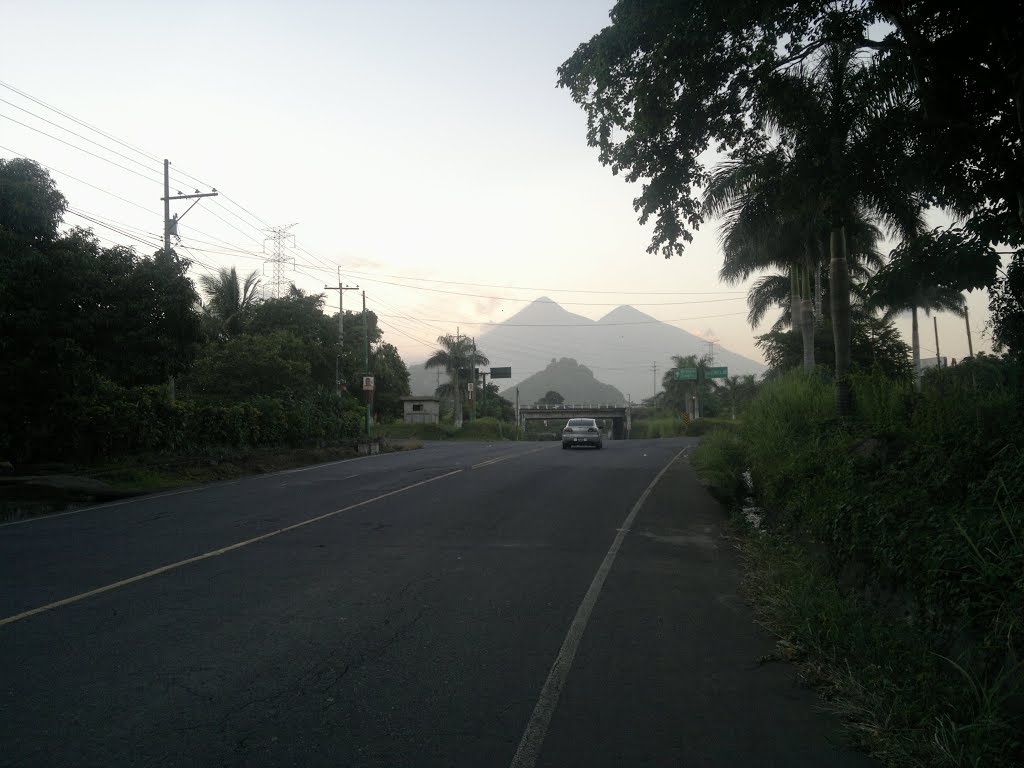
[814,240,824,321]
[801,298,815,370]
[801,260,815,370]
[830,225,852,416]
[911,305,922,392]
[790,267,801,330]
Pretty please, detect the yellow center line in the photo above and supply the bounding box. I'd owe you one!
[0,469,463,629]
[471,445,548,470]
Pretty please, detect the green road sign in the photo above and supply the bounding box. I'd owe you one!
[706,366,728,379]
[490,366,512,379]
[673,367,698,381]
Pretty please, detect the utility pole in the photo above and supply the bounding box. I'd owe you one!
[162,159,217,402]
[470,337,477,421]
[515,387,520,438]
[934,316,942,367]
[964,305,974,358]
[324,267,358,394]
[363,290,371,436]
[162,159,218,255]
[263,224,297,299]
[651,361,658,399]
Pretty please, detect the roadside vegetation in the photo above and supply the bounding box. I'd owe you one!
[562,5,1024,765]
[0,159,412,479]
[376,417,521,442]
[692,360,1023,766]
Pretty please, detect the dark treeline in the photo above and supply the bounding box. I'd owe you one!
[0,159,409,463]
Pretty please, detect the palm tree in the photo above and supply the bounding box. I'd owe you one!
[197,267,261,339]
[866,227,996,390]
[755,45,924,412]
[424,335,489,429]
[705,141,887,373]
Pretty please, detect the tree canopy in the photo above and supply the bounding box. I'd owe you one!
[0,159,413,460]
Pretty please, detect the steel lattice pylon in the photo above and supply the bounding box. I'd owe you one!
[263,223,297,298]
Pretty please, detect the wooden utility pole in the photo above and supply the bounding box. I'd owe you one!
[161,159,217,402]
[162,159,218,256]
[324,266,358,394]
[934,316,942,367]
[471,337,477,421]
[163,160,171,254]
[363,290,371,435]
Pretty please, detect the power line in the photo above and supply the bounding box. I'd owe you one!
[329,266,748,295]
[375,317,435,348]
[0,78,162,164]
[375,310,749,328]
[195,203,266,245]
[0,145,155,213]
[0,112,163,184]
[332,272,747,307]
[219,193,272,228]
[0,97,163,177]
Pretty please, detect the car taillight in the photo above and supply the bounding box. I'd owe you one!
[588,427,599,433]
[563,428,572,433]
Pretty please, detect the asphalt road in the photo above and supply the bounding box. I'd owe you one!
[0,439,874,767]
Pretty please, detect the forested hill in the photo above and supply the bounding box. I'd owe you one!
[500,357,625,405]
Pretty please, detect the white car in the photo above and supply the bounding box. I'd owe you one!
[561,418,603,449]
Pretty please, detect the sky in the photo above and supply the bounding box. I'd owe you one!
[1,0,993,370]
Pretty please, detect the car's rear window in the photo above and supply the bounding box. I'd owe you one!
[567,419,595,426]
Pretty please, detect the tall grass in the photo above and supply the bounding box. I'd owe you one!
[691,359,1024,767]
[377,417,521,441]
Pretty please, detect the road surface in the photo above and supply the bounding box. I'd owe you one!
[0,439,873,767]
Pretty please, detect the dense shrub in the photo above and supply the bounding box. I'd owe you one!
[25,379,364,464]
[630,415,688,438]
[694,357,1024,765]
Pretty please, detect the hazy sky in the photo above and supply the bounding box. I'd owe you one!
[1,1,991,368]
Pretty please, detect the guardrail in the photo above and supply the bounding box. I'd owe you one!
[522,404,627,410]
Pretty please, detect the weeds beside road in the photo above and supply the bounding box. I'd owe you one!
[692,358,1023,768]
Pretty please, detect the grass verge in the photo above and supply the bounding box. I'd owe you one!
[691,386,1023,768]
[729,518,1021,767]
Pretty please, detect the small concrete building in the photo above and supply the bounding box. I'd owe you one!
[401,395,440,425]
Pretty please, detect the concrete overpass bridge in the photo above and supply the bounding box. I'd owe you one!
[517,404,631,440]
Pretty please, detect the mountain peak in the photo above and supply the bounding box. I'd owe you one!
[598,305,657,324]
[500,297,594,326]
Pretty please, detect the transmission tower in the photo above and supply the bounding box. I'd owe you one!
[263,223,297,298]
[703,331,720,365]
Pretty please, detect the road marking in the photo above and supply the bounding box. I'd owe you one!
[471,446,548,469]
[0,446,412,528]
[508,447,686,768]
[0,469,463,628]
[0,485,215,529]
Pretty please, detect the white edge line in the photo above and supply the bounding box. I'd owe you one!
[0,446,407,528]
[508,447,686,768]
[0,468,463,627]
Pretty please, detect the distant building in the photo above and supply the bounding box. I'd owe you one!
[920,357,948,369]
[401,396,440,425]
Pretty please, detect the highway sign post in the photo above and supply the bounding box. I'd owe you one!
[706,366,728,379]
[490,366,512,379]
[673,368,698,381]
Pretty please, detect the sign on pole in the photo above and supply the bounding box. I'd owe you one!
[490,366,512,379]
[673,368,698,381]
[467,382,474,400]
[706,366,728,379]
[362,375,375,391]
